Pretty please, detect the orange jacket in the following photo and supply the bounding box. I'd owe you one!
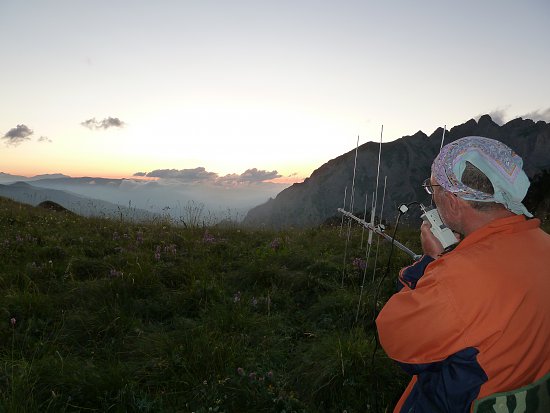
[376,215,550,412]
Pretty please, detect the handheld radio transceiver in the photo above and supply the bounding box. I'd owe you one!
[420,204,458,250]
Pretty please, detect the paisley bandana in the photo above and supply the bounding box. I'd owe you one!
[432,136,532,217]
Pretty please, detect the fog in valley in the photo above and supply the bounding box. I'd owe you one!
[0,169,292,223]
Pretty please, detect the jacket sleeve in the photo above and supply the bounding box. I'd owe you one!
[376,264,469,364]
[397,255,434,291]
[398,347,487,413]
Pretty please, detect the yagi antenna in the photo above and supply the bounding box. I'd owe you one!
[338,208,422,260]
[338,126,421,282]
[340,208,421,261]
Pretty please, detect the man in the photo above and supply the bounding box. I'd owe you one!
[376,136,550,412]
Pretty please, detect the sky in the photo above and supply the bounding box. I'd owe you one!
[1,0,549,184]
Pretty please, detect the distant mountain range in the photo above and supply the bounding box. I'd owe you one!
[243,115,550,228]
[0,173,288,223]
[0,172,70,183]
[0,181,158,221]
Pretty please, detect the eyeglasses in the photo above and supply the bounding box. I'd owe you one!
[422,178,441,195]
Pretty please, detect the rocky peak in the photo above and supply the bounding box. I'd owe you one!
[243,115,550,228]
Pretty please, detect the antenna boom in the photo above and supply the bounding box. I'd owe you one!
[338,208,421,260]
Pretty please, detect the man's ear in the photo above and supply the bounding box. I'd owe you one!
[445,191,464,220]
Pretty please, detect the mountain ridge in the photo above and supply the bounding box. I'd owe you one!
[0,181,158,221]
[243,115,550,228]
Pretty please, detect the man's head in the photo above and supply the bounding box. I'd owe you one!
[431,136,532,218]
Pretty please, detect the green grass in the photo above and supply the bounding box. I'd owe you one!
[4,196,547,412]
[0,197,420,412]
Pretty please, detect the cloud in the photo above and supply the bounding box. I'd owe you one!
[146,167,219,183]
[238,168,281,182]
[486,107,510,125]
[521,107,550,122]
[81,117,126,130]
[217,169,281,185]
[81,119,96,129]
[38,136,53,143]
[137,167,282,186]
[481,107,550,125]
[2,124,34,146]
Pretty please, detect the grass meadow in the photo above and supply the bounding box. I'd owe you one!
[0,196,447,412]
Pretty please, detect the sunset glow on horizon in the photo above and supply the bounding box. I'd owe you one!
[2,1,549,185]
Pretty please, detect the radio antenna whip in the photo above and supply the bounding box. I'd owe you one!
[380,176,388,229]
[349,135,360,217]
[357,126,383,321]
[339,185,348,236]
[360,192,368,249]
[439,125,447,151]
[368,125,383,246]
[371,175,387,283]
[355,193,375,321]
[341,136,361,287]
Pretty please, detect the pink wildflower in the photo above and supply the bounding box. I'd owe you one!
[352,257,367,271]
[203,231,216,243]
[270,238,281,250]
[164,244,177,255]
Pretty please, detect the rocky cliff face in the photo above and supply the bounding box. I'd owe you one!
[243,115,550,228]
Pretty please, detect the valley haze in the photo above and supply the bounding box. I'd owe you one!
[0,170,291,222]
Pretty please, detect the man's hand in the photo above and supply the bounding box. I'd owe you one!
[421,221,461,259]
[421,221,444,259]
